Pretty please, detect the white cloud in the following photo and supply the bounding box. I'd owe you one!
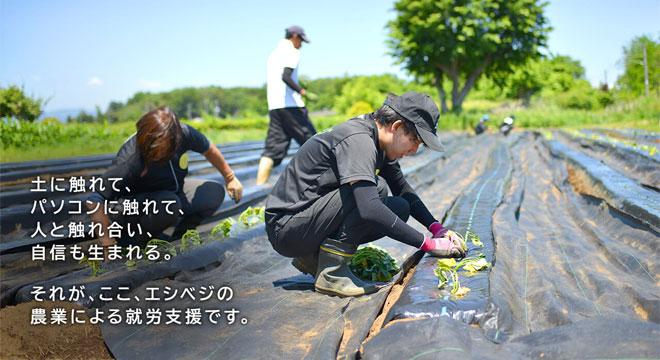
[88,76,103,86]
[137,79,163,91]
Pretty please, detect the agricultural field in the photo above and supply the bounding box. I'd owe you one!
[0,127,657,358]
[2,96,658,163]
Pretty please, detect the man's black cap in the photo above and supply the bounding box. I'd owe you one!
[286,25,310,43]
[384,92,444,152]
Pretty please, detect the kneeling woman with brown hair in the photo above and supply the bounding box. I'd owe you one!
[87,106,243,260]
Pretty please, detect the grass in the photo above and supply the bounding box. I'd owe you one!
[1,114,349,163]
[438,96,659,132]
[1,96,657,162]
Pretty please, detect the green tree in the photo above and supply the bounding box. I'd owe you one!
[0,85,44,121]
[537,55,585,95]
[70,110,96,123]
[106,101,124,122]
[616,35,659,97]
[302,76,354,111]
[388,0,551,112]
[333,74,434,115]
[501,60,543,106]
[503,55,585,104]
[334,74,406,115]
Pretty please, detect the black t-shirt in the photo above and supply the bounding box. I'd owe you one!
[266,115,413,215]
[96,124,210,200]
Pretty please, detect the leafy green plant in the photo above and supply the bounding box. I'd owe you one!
[239,206,265,227]
[211,218,236,238]
[181,229,203,247]
[146,239,177,260]
[79,256,104,277]
[179,229,203,252]
[350,246,400,282]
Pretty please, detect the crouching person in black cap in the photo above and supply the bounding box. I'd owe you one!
[264,92,465,297]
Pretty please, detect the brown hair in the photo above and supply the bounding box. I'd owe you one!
[136,106,182,166]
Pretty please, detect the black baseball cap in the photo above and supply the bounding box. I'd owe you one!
[384,92,444,152]
[286,25,310,43]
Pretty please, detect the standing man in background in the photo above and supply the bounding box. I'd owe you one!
[256,25,317,185]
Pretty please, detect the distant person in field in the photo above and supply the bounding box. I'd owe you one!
[256,25,317,185]
[474,114,489,135]
[500,115,515,136]
[87,106,243,260]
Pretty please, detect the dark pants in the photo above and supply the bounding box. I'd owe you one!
[262,107,316,166]
[266,177,411,258]
[114,179,225,245]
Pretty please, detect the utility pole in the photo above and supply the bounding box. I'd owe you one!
[643,45,649,97]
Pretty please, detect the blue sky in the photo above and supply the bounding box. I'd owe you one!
[1,0,658,112]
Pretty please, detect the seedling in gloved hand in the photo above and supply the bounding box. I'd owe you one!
[446,230,468,252]
[211,218,236,238]
[239,206,265,227]
[349,246,400,282]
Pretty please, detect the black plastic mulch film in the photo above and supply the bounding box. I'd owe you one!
[2,132,659,359]
[363,133,659,359]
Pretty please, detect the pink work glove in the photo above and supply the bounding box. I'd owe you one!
[420,235,465,258]
[428,221,448,238]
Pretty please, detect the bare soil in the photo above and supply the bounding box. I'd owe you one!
[0,301,112,360]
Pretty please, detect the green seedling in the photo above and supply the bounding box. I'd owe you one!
[434,258,456,288]
[211,218,236,238]
[181,229,203,248]
[350,246,400,282]
[456,253,491,273]
[239,206,265,227]
[434,253,490,298]
[125,259,138,270]
[146,238,177,260]
[640,144,657,156]
[79,256,104,277]
[450,270,461,294]
[180,236,189,252]
[574,130,658,157]
[465,230,483,248]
